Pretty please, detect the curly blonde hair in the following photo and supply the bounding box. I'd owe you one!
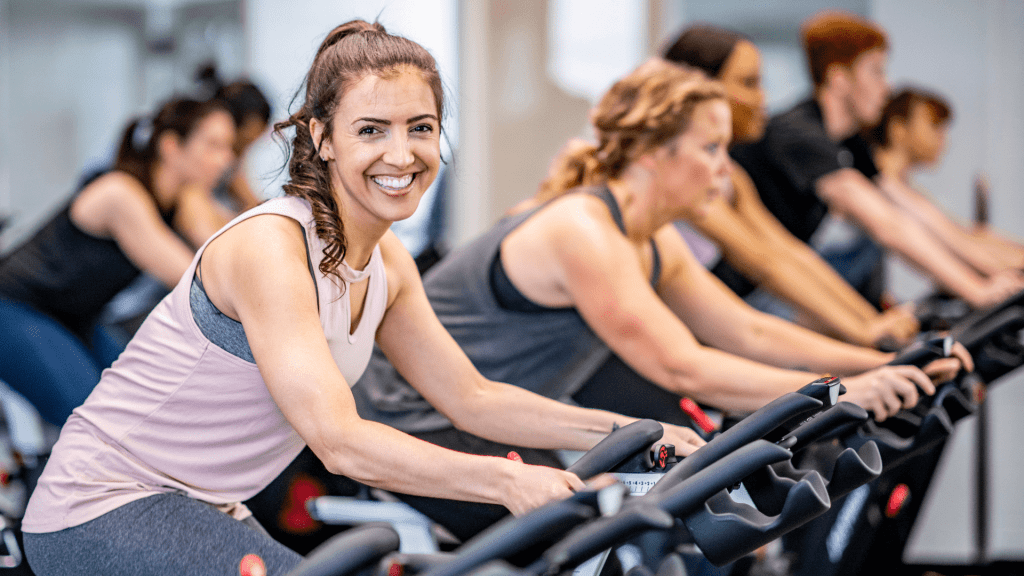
[536,58,724,202]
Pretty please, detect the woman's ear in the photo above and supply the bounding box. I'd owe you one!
[156,131,182,162]
[309,117,334,162]
[888,118,908,147]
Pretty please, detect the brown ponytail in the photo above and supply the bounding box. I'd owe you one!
[537,59,724,201]
[274,20,444,284]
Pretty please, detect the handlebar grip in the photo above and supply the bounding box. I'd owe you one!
[287,523,400,576]
[821,442,882,499]
[887,336,953,368]
[952,304,1024,352]
[683,472,831,566]
[422,498,597,576]
[540,507,675,572]
[846,407,953,471]
[539,441,793,574]
[767,440,882,503]
[648,393,822,495]
[566,419,664,480]
[780,402,869,452]
[651,440,792,519]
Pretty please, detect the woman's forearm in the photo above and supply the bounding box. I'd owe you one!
[447,381,629,451]
[724,243,880,346]
[732,310,892,375]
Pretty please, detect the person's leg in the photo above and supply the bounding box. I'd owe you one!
[86,323,128,370]
[23,493,302,576]
[0,299,102,425]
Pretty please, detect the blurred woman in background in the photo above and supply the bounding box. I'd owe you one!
[868,87,1024,276]
[0,97,235,425]
[195,64,273,215]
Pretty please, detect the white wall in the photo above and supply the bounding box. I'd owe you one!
[0,0,246,250]
[0,2,141,246]
[872,0,1024,300]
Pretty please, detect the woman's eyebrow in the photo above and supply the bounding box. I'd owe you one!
[352,114,437,126]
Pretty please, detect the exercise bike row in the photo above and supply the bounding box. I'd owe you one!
[3,289,1023,575]
[279,319,1015,576]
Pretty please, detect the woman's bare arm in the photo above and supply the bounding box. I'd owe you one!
[373,232,704,455]
[200,216,583,514]
[70,172,194,288]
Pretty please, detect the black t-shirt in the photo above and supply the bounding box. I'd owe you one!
[730,98,879,243]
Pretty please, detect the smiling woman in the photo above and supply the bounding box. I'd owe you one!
[20,20,700,576]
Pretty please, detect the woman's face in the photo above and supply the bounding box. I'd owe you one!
[904,101,948,166]
[717,40,765,143]
[167,109,237,191]
[235,114,268,156]
[319,67,441,228]
[651,99,733,219]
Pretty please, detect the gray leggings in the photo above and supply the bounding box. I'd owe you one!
[23,493,303,576]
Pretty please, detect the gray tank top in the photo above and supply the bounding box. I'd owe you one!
[352,186,660,433]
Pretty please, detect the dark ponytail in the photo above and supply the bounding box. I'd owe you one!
[196,61,272,127]
[274,19,444,285]
[662,24,747,77]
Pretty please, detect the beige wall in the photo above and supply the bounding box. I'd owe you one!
[452,0,660,245]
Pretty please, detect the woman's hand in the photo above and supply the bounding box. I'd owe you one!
[842,365,935,422]
[975,270,1024,308]
[869,305,920,348]
[660,423,706,456]
[921,341,973,384]
[500,461,585,516]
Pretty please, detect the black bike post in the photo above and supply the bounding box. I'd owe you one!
[974,389,989,567]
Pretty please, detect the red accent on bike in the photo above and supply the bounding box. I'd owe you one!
[278,474,326,534]
[973,383,987,404]
[239,554,266,576]
[679,398,718,433]
[0,471,9,486]
[658,445,668,468]
[388,561,404,576]
[885,483,911,518]
[506,451,523,463]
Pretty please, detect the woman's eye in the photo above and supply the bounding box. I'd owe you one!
[412,124,434,134]
[358,126,381,136]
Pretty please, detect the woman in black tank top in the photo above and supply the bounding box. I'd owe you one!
[0,97,236,425]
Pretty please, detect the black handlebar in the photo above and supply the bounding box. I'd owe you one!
[566,419,664,480]
[887,335,953,369]
[287,523,401,576]
[539,440,793,573]
[648,391,823,495]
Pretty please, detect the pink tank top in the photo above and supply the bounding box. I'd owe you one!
[23,196,388,532]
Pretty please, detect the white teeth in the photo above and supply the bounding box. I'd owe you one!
[371,174,414,191]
